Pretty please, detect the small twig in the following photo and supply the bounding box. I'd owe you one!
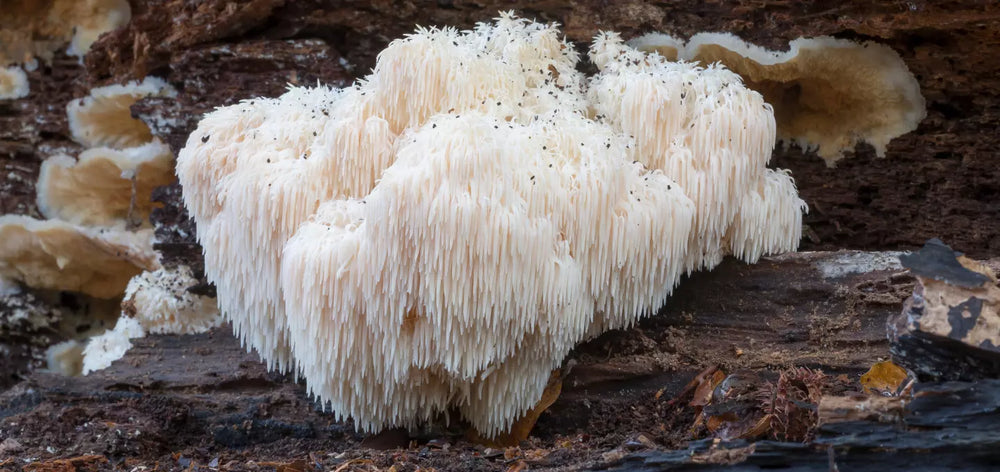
[667,365,720,407]
[126,173,141,230]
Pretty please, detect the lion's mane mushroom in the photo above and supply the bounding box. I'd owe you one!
[176,13,589,373]
[78,265,221,374]
[71,266,222,375]
[177,13,804,438]
[589,33,806,272]
[629,32,925,165]
[120,265,221,335]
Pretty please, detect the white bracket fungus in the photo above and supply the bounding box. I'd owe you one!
[0,66,29,100]
[65,0,132,59]
[0,216,158,298]
[36,140,175,227]
[120,265,222,335]
[630,32,926,165]
[177,13,806,438]
[626,33,683,62]
[67,76,178,149]
[80,315,143,375]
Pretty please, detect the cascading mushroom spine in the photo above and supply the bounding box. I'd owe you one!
[176,12,807,438]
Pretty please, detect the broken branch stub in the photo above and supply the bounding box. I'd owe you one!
[890,239,1000,381]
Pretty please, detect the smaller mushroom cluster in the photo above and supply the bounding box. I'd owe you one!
[1,77,176,299]
[1,74,222,375]
[82,265,221,374]
[178,13,807,437]
[0,0,132,100]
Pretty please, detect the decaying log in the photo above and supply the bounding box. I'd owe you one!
[601,380,1000,471]
[1,251,920,470]
[889,239,1000,381]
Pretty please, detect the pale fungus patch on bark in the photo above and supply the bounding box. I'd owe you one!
[37,141,175,227]
[0,0,130,64]
[630,32,926,165]
[177,13,806,438]
[120,265,222,336]
[46,340,86,377]
[78,265,221,375]
[65,0,131,59]
[80,315,143,375]
[0,66,29,100]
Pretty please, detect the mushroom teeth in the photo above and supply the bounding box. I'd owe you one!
[176,12,806,438]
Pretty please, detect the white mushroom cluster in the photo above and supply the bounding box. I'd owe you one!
[177,13,806,437]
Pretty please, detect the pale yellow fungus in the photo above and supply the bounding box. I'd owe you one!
[629,32,925,165]
[0,216,158,298]
[0,66,29,100]
[36,140,175,226]
[67,76,177,149]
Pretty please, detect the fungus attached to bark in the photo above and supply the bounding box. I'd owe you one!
[67,76,177,149]
[65,0,131,59]
[80,316,143,375]
[47,340,85,376]
[0,216,158,298]
[626,33,683,61]
[177,14,805,438]
[120,265,221,335]
[0,66,29,100]
[36,140,175,227]
[64,266,220,376]
[0,0,130,64]
[630,32,926,165]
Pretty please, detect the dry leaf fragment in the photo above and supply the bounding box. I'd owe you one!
[471,369,563,447]
[860,360,909,395]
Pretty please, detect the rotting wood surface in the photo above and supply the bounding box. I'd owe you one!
[1,251,918,470]
[599,380,1000,471]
